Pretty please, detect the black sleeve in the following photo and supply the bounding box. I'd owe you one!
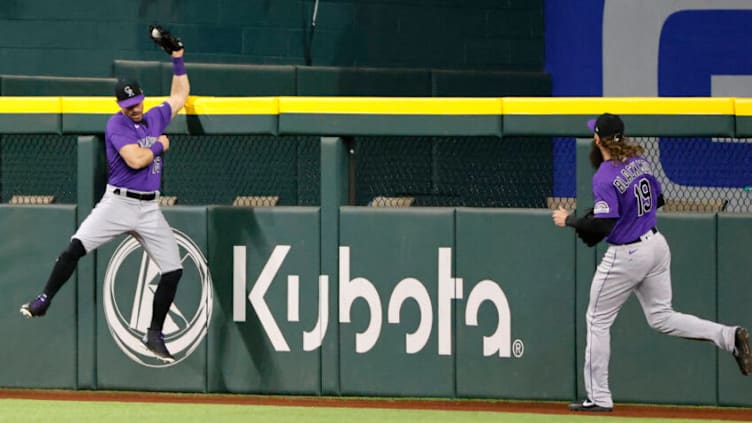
[657,193,665,209]
[565,213,617,239]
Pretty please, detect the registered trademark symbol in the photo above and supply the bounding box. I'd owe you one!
[512,339,524,358]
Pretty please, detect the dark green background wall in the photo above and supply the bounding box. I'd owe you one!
[0,0,544,77]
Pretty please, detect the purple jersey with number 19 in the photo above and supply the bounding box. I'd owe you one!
[591,156,663,244]
[105,102,172,192]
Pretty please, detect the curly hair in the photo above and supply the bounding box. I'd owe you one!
[601,136,643,162]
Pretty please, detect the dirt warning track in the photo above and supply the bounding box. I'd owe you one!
[1,389,751,421]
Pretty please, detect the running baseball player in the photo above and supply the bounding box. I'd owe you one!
[553,113,752,412]
[20,25,189,364]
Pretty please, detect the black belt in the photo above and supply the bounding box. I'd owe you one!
[113,188,157,201]
[622,227,657,245]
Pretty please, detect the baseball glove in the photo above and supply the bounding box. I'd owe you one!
[575,209,606,247]
[149,24,184,54]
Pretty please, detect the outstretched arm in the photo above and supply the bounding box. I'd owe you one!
[165,49,190,120]
[553,206,616,247]
[564,210,616,237]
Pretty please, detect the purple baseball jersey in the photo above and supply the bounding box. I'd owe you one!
[592,156,663,244]
[105,102,172,192]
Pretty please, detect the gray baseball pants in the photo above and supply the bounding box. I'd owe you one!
[73,185,182,273]
[584,230,736,408]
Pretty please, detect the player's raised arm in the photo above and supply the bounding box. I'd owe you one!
[149,25,190,119]
[166,48,190,119]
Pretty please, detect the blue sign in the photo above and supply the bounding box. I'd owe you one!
[546,1,752,200]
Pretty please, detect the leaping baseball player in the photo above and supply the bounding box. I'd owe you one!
[553,113,752,412]
[20,25,190,364]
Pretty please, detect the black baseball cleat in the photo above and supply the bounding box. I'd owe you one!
[142,329,176,363]
[569,399,613,412]
[20,293,50,318]
[733,327,752,375]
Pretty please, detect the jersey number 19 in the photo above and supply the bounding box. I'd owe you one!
[634,178,653,216]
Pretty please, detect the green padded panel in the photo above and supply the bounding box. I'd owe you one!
[113,60,163,96]
[318,137,347,395]
[0,205,78,389]
[161,63,296,96]
[504,114,735,137]
[193,115,278,135]
[735,116,752,137]
[0,114,60,134]
[94,208,210,392]
[62,114,109,135]
[431,70,551,97]
[338,207,455,397]
[606,215,717,405]
[1,76,116,96]
[717,214,752,406]
[207,207,322,394]
[455,209,575,400]
[279,114,501,136]
[165,114,190,135]
[296,66,431,97]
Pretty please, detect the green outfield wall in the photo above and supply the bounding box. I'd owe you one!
[94,208,210,392]
[207,207,322,395]
[0,97,749,407]
[0,206,78,389]
[338,207,456,397]
[606,215,718,406]
[454,208,575,400]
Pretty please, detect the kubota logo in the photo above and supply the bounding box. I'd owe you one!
[233,246,524,358]
[103,229,213,367]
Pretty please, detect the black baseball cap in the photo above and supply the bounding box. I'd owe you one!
[587,113,624,140]
[115,79,145,108]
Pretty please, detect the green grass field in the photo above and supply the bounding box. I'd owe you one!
[0,399,734,423]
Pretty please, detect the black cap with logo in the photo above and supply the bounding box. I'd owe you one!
[587,113,625,140]
[115,79,145,108]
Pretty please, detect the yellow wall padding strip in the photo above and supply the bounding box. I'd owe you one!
[190,97,279,115]
[278,97,503,115]
[61,97,120,114]
[0,97,61,113]
[733,99,752,116]
[503,97,735,115]
[60,96,196,114]
[3,96,750,116]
